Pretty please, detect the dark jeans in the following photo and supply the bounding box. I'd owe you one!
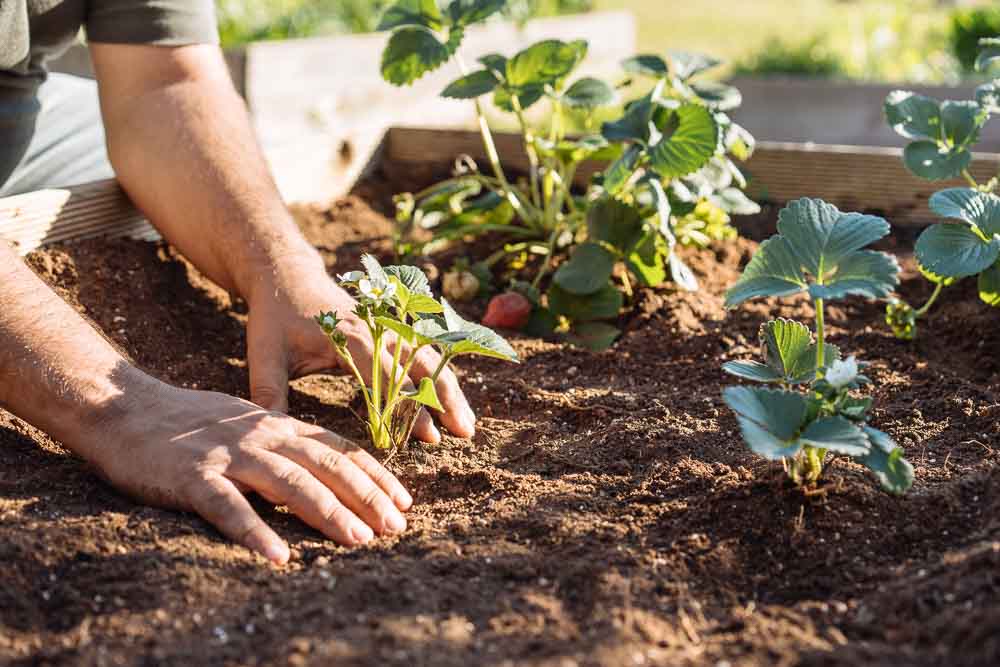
[0,73,114,196]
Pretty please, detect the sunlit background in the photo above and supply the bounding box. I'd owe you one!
[214,0,999,83]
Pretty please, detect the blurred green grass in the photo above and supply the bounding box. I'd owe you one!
[593,0,964,82]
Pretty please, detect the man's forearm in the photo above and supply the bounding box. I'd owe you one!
[90,44,321,303]
[0,243,154,461]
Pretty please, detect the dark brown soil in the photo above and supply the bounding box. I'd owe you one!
[1,189,998,667]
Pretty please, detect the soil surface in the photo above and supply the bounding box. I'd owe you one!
[1,187,998,667]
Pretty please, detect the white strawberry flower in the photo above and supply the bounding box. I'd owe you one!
[336,270,365,284]
[826,356,859,389]
[358,277,397,307]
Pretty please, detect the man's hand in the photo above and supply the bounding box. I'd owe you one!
[92,379,412,565]
[88,43,477,442]
[0,242,410,563]
[243,251,477,443]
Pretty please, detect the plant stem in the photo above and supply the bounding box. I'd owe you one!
[814,298,826,373]
[531,225,564,290]
[962,169,979,189]
[915,281,945,317]
[455,53,531,225]
[511,95,543,210]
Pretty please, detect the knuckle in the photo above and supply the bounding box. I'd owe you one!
[275,464,312,491]
[318,448,346,474]
[360,484,387,512]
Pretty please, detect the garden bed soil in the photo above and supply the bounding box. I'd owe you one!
[1,186,998,666]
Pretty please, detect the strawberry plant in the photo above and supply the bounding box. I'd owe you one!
[722,198,914,494]
[883,37,1000,339]
[378,0,758,348]
[317,254,517,451]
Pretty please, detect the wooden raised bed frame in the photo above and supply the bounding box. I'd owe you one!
[1,127,999,254]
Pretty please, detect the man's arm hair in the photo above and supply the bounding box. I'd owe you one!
[89,43,325,305]
[0,242,154,460]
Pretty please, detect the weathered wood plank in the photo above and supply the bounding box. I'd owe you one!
[0,180,157,255]
[246,11,637,204]
[383,127,1000,227]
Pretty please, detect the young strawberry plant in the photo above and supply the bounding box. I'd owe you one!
[883,37,1000,339]
[378,0,758,348]
[316,254,517,451]
[722,198,914,494]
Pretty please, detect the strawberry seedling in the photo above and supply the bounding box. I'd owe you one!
[883,37,1000,339]
[377,0,758,348]
[317,254,517,452]
[722,198,914,494]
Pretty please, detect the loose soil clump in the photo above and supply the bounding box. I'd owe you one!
[1,189,998,666]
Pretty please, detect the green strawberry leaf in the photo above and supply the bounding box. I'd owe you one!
[586,197,645,250]
[553,242,617,296]
[648,104,718,178]
[861,426,914,494]
[721,360,783,383]
[976,81,1000,114]
[726,199,899,307]
[690,80,742,111]
[378,0,444,31]
[447,0,504,27]
[759,318,840,384]
[724,236,808,307]
[566,322,621,351]
[625,228,669,287]
[976,37,1000,72]
[442,70,499,99]
[915,223,1000,279]
[722,386,808,459]
[979,262,1000,306]
[506,39,587,89]
[622,54,668,78]
[930,188,1000,237]
[547,283,623,322]
[407,376,443,411]
[601,95,654,144]
[668,50,721,80]
[562,77,616,109]
[903,140,971,180]
[384,264,433,296]
[602,144,644,195]
[939,100,981,147]
[885,91,941,141]
[382,26,452,86]
[799,416,870,456]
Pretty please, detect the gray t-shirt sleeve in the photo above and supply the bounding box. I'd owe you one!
[86,0,219,46]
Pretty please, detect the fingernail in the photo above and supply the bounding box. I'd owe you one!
[351,523,374,545]
[385,511,407,535]
[461,405,477,434]
[395,489,413,510]
[264,541,289,565]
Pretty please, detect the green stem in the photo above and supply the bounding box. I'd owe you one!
[371,324,385,444]
[511,95,542,210]
[385,324,407,407]
[962,169,979,189]
[814,298,826,373]
[531,225,564,290]
[915,281,945,317]
[334,346,376,414]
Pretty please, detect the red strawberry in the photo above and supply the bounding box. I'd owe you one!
[482,292,532,330]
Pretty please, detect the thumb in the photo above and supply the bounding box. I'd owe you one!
[248,328,291,413]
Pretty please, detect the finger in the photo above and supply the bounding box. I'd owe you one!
[248,327,290,412]
[349,335,441,445]
[406,346,476,438]
[185,472,289,565]
[270,437,406,535]
[230,448,374,546]
[294,423,413,511]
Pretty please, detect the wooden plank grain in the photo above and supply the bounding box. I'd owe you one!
[0,180,158,255]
